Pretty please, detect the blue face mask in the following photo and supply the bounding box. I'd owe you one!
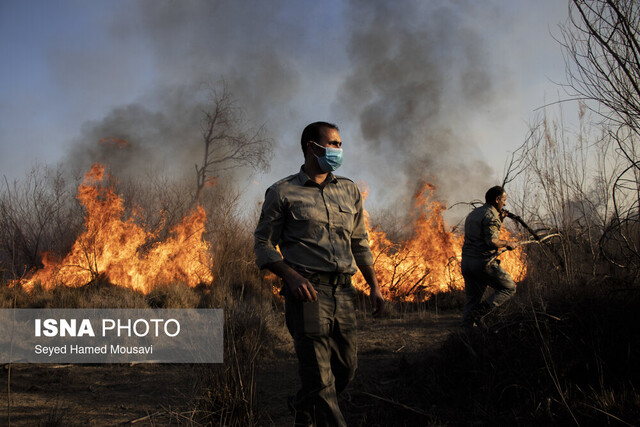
[311,141,343,172]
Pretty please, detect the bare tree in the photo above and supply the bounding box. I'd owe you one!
[194,83,273,204]
[0,165,81,279]
[559,0,640,269]
[499,100,638,282]
[561,1,640,131]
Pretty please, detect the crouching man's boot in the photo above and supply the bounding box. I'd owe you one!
[469,301,492,329]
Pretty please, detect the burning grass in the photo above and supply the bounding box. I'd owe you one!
[13,164,213,294]
[8,166,527,306]
[3,164,638,425]
[355,183,528,302]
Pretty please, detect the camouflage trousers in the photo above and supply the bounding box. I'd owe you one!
[461,257,516,327]
[283,279,358,427]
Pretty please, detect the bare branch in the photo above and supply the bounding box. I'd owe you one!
[193,82,273,204]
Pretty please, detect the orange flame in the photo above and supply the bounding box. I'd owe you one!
[354,183,527,301]
[496,228,527,284]
[18,163,213,294]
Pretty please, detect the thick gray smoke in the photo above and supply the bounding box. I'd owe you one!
[61,0,513,215]
[64,0,306,183]
[336,0,503,208]
[67,86,204,180]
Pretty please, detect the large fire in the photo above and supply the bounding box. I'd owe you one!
[17,164,213,294]
[354,183,527,301]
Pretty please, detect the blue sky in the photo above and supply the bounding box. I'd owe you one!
[0,0,571,211]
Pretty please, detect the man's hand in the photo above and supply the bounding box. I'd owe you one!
[266,261,318,302]
[370,288,385,317]
[286,274,318,302]
[358,265,385,317]
[492,238,518,251]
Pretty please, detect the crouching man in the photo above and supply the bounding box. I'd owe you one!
[461,186,517,329]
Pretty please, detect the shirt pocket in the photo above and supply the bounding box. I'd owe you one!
[336,203,356,231]
[290,203,316,221]
[289,203,326,238]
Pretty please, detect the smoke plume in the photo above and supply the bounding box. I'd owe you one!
[59,0,514,215]
[64,0,306,184]
[336,0,504,208]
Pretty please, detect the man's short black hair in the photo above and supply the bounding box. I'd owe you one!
[485,186,505,204]
[300,121,339,155]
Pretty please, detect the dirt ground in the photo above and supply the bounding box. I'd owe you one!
[256,310,459,426]
[1,363,202,425]
[0,311,459,426]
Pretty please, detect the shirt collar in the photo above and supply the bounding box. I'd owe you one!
[297,165,338,186]
[486,203,499,216]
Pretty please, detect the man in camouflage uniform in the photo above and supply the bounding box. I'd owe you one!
[254,121,384,426]
[461,186,517,329]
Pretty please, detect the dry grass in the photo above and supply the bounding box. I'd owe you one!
[2,145,639,424]
[3,256,640,425]
[361,270,640,426]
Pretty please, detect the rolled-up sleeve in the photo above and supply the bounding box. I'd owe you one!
[350,187,374,267]
[483,213,502,248]
[254,188,285,269]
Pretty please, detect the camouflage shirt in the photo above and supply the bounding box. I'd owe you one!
[461,203,502,260]
[254,166,374,276]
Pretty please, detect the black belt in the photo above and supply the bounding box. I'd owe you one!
[305,272,352,286]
